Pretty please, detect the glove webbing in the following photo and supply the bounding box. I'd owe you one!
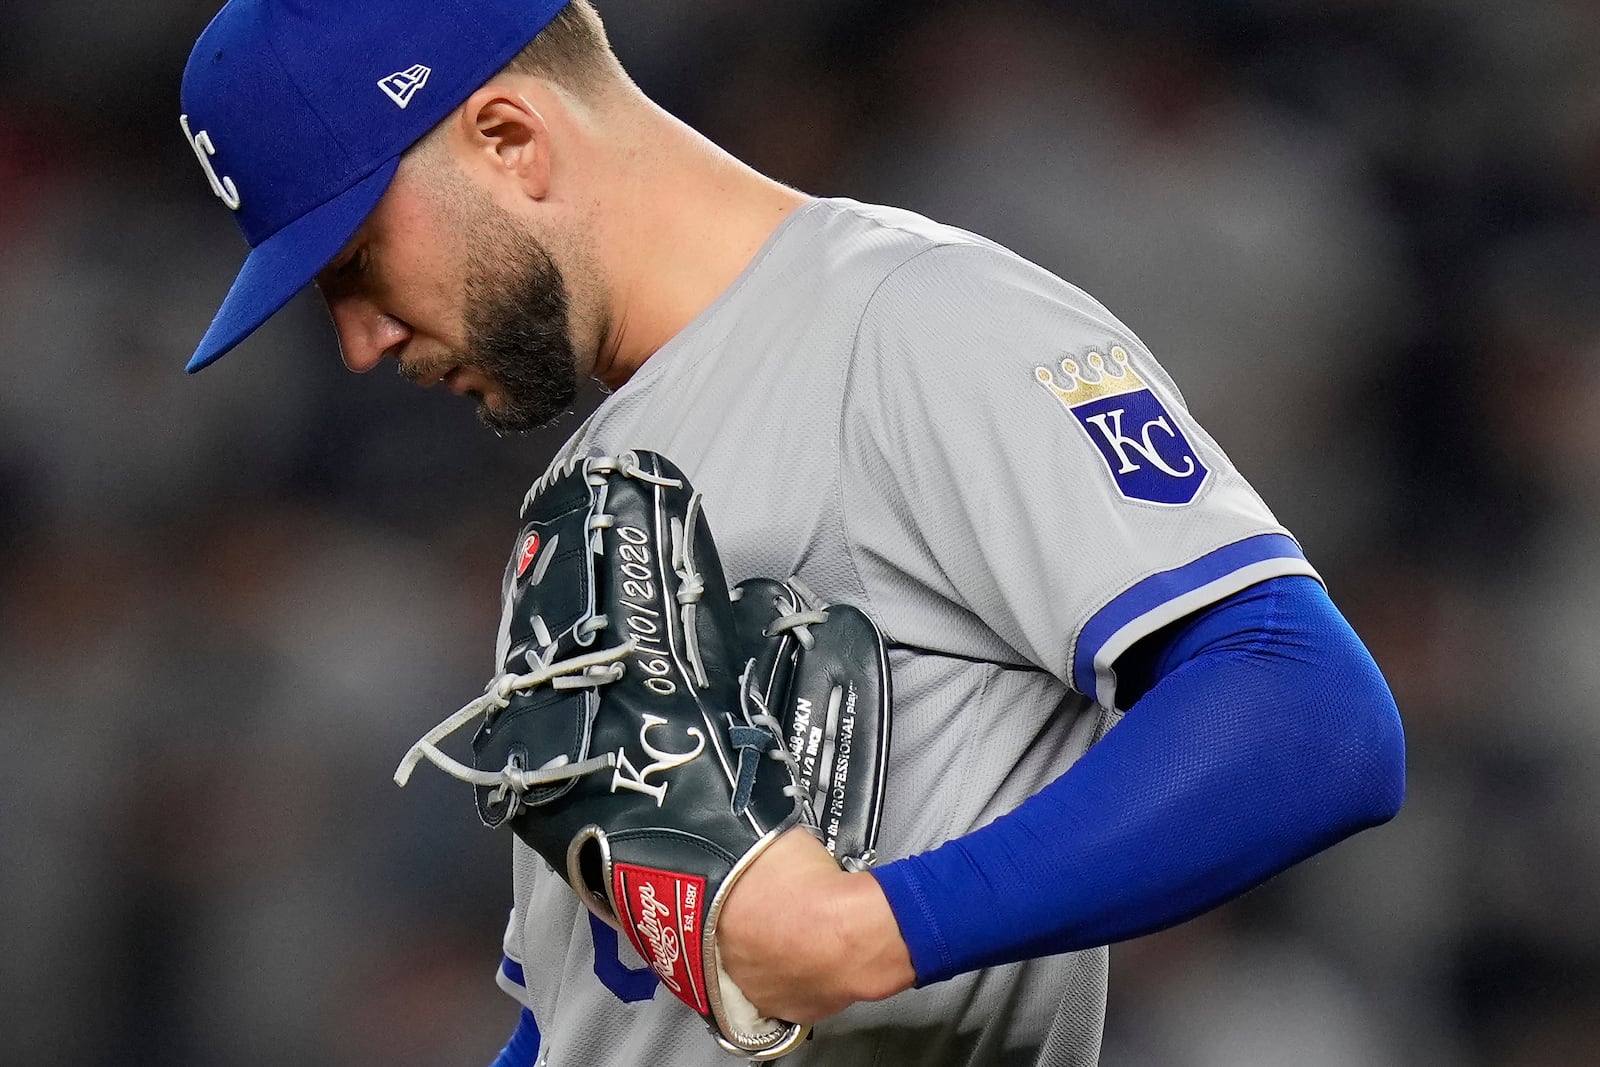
[395,453,735,814]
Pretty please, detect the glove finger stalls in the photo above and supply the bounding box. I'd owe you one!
[733,576,894,868]
[782,598,892,869]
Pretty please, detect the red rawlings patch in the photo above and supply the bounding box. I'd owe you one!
[614,863,708,1013]
[515,532,541,578]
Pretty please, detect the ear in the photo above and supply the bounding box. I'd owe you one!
[456,84,553,200]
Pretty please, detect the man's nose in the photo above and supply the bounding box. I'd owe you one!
[327,298,412,373]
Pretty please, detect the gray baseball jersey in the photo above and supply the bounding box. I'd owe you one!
[488,198,1317,1066]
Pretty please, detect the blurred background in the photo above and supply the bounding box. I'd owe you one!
[2,0,1598,1063]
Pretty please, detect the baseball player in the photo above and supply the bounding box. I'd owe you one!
[177,3,1407,1066]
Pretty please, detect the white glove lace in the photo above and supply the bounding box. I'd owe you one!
[394,450,710,812]
[763,576,830,649]
[392,640,632,794]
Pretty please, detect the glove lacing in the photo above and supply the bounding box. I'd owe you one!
[732,578,871,854]
[730,661,805,817]
[391,454,672,802]
[391,641,630,796]
[395,451,752,816]
[669,489,711,689]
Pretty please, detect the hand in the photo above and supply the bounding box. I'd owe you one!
[716,825,917,1023]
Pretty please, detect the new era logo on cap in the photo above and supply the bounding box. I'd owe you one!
[379,64,432,109]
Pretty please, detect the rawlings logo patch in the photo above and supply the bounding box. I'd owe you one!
[1035,346,1209,505]
[515,532,542,578]
[614,863,707,1012]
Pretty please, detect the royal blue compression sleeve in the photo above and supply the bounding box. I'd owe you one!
[488,1009,540,1067]
[870,574,1405,985]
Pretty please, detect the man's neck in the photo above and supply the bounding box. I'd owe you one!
[590,103,809,389]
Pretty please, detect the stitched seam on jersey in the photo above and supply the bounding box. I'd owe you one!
[885,640,1046,673]
[835,240,968,645]
[940,669,990,848]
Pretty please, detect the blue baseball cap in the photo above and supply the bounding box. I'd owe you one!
[179,0,571,373]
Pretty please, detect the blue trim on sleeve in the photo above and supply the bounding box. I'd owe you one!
[500,957,526,989]
[1073,532,1315,705]
[489,1008,540,1067]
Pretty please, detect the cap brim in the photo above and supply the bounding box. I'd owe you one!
[186,157,403,373]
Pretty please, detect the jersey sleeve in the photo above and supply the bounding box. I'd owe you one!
[496,905,529,1006]
[839,241,1318,708]
[495,841,546,1008]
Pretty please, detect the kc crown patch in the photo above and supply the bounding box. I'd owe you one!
[1035,346,1209,505]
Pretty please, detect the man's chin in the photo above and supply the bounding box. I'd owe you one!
[475,391,571,435]
[475,396,524,434]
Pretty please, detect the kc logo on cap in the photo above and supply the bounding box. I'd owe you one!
[180,115,242,211]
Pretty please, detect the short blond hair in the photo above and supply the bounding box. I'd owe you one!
[502,1,622,95]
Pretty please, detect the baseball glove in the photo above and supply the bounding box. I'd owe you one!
[731,576,892,872]
[394,450,891,1059]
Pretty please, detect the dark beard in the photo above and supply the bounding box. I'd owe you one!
[456,220,580,434]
